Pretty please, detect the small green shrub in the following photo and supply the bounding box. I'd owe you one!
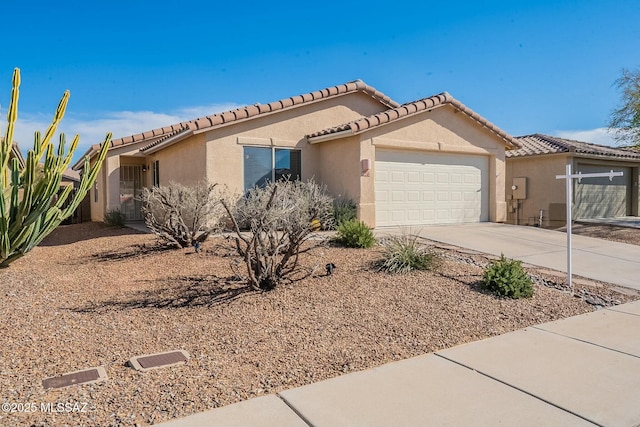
[376,233,439,273]
[332,198,357,228]
[482,254,533,298]
[335,220,376,248]
[104,209,126,227]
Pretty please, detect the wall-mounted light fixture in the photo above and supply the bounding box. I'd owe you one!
[361,159,371,175]
[142,165,148,172]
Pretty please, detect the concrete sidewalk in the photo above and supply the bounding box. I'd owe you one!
[157,300,640,427]
[383,223,640,290]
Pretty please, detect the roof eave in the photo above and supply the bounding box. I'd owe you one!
[72,144,101,171]
[307,129,354,144]
[141,129,195,154]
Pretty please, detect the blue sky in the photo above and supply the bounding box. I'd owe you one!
[2,0,639,161]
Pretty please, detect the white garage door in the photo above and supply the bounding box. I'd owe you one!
[575,164,631,219]
[375,150,489,227]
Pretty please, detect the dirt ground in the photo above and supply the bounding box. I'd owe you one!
[0,222,637,427]
[553,222,640,246]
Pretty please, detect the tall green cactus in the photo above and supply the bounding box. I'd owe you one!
[0,68,110,267]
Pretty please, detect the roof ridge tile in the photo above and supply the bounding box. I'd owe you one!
[307,91,519,148]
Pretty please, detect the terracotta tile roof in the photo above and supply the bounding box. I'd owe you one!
[62,168,81,182]
[508,134,640,160]
[138,126,191,152]
[306,92,520,148]
[72,80,399,168]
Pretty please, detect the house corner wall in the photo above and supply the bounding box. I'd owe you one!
[359,138,376,227]
[315,136,364,224]
[505,154,569,227]
[493,153,507,222]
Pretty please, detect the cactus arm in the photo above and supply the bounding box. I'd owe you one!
[1,69,20,188]
[9,158,19,221]
[36,90,69,163]
[0,69,110,268]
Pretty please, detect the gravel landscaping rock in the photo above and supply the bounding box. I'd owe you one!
[555,222,640,246]
[0,222,637,427]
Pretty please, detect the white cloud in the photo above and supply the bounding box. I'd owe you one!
[6,103,242,161]
[554,128,618,147]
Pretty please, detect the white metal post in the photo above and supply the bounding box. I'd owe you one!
[565,164,572,290]
[555,166,623,294]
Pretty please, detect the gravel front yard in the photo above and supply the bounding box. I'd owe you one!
[1,223,637,427]
[555,222,640,246]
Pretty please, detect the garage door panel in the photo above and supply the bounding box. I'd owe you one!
[574,164,631,219]
[407,191,420,201]
[391,171,404,182]
[375,150,489,226]
[391,191,404,202]
[407,210,420,221]
[407,172,420,182]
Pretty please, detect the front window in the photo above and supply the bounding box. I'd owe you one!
[152,160,160,187]
[244,147,301,191]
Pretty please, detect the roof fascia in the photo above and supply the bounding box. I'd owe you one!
[141,129,195,154]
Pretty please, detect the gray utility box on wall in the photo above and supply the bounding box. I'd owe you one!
[512,177,527,200]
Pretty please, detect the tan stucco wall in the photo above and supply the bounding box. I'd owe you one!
[349,105,509,226]
[317,135,363,214]
[150,133,207,186]
[203,92,388,195]
[505,154,569,226]
[89,155,107,222]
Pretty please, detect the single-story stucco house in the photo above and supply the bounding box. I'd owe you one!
[505,134,640,227]
[73,80,520,227]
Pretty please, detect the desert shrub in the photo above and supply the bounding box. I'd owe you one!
[332,198,357,228]
[482,254,533,298]
[335,219,376,248]
[376,233,439,273]
[222,179,333,291]
[104,209,126,227]
[140,181,224,248]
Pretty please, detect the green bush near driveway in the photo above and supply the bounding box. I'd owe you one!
[335,220,376,248]
[482,254,533,298]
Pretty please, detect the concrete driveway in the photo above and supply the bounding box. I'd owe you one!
[378,223,640,290]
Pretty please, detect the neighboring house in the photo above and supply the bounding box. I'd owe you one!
[59,169,85,224]
[2,138,26,172]
[505,134,640,227]
[73,80,519,227]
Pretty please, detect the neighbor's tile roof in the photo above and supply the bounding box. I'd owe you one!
[509,134,640,160]
[1,138,26,167]
[73,80,399,169]
[306,92,520,148]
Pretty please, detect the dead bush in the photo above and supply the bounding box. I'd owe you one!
[140,181,224,248]
[222,179,333,290]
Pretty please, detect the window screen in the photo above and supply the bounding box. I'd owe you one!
[244,147,272,191]
[275,149,301,182]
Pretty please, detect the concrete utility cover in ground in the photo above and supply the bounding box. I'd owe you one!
[129,350,190,372]
[42,366,107,389]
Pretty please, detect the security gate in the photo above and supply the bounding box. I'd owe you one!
[119,165,144,221]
